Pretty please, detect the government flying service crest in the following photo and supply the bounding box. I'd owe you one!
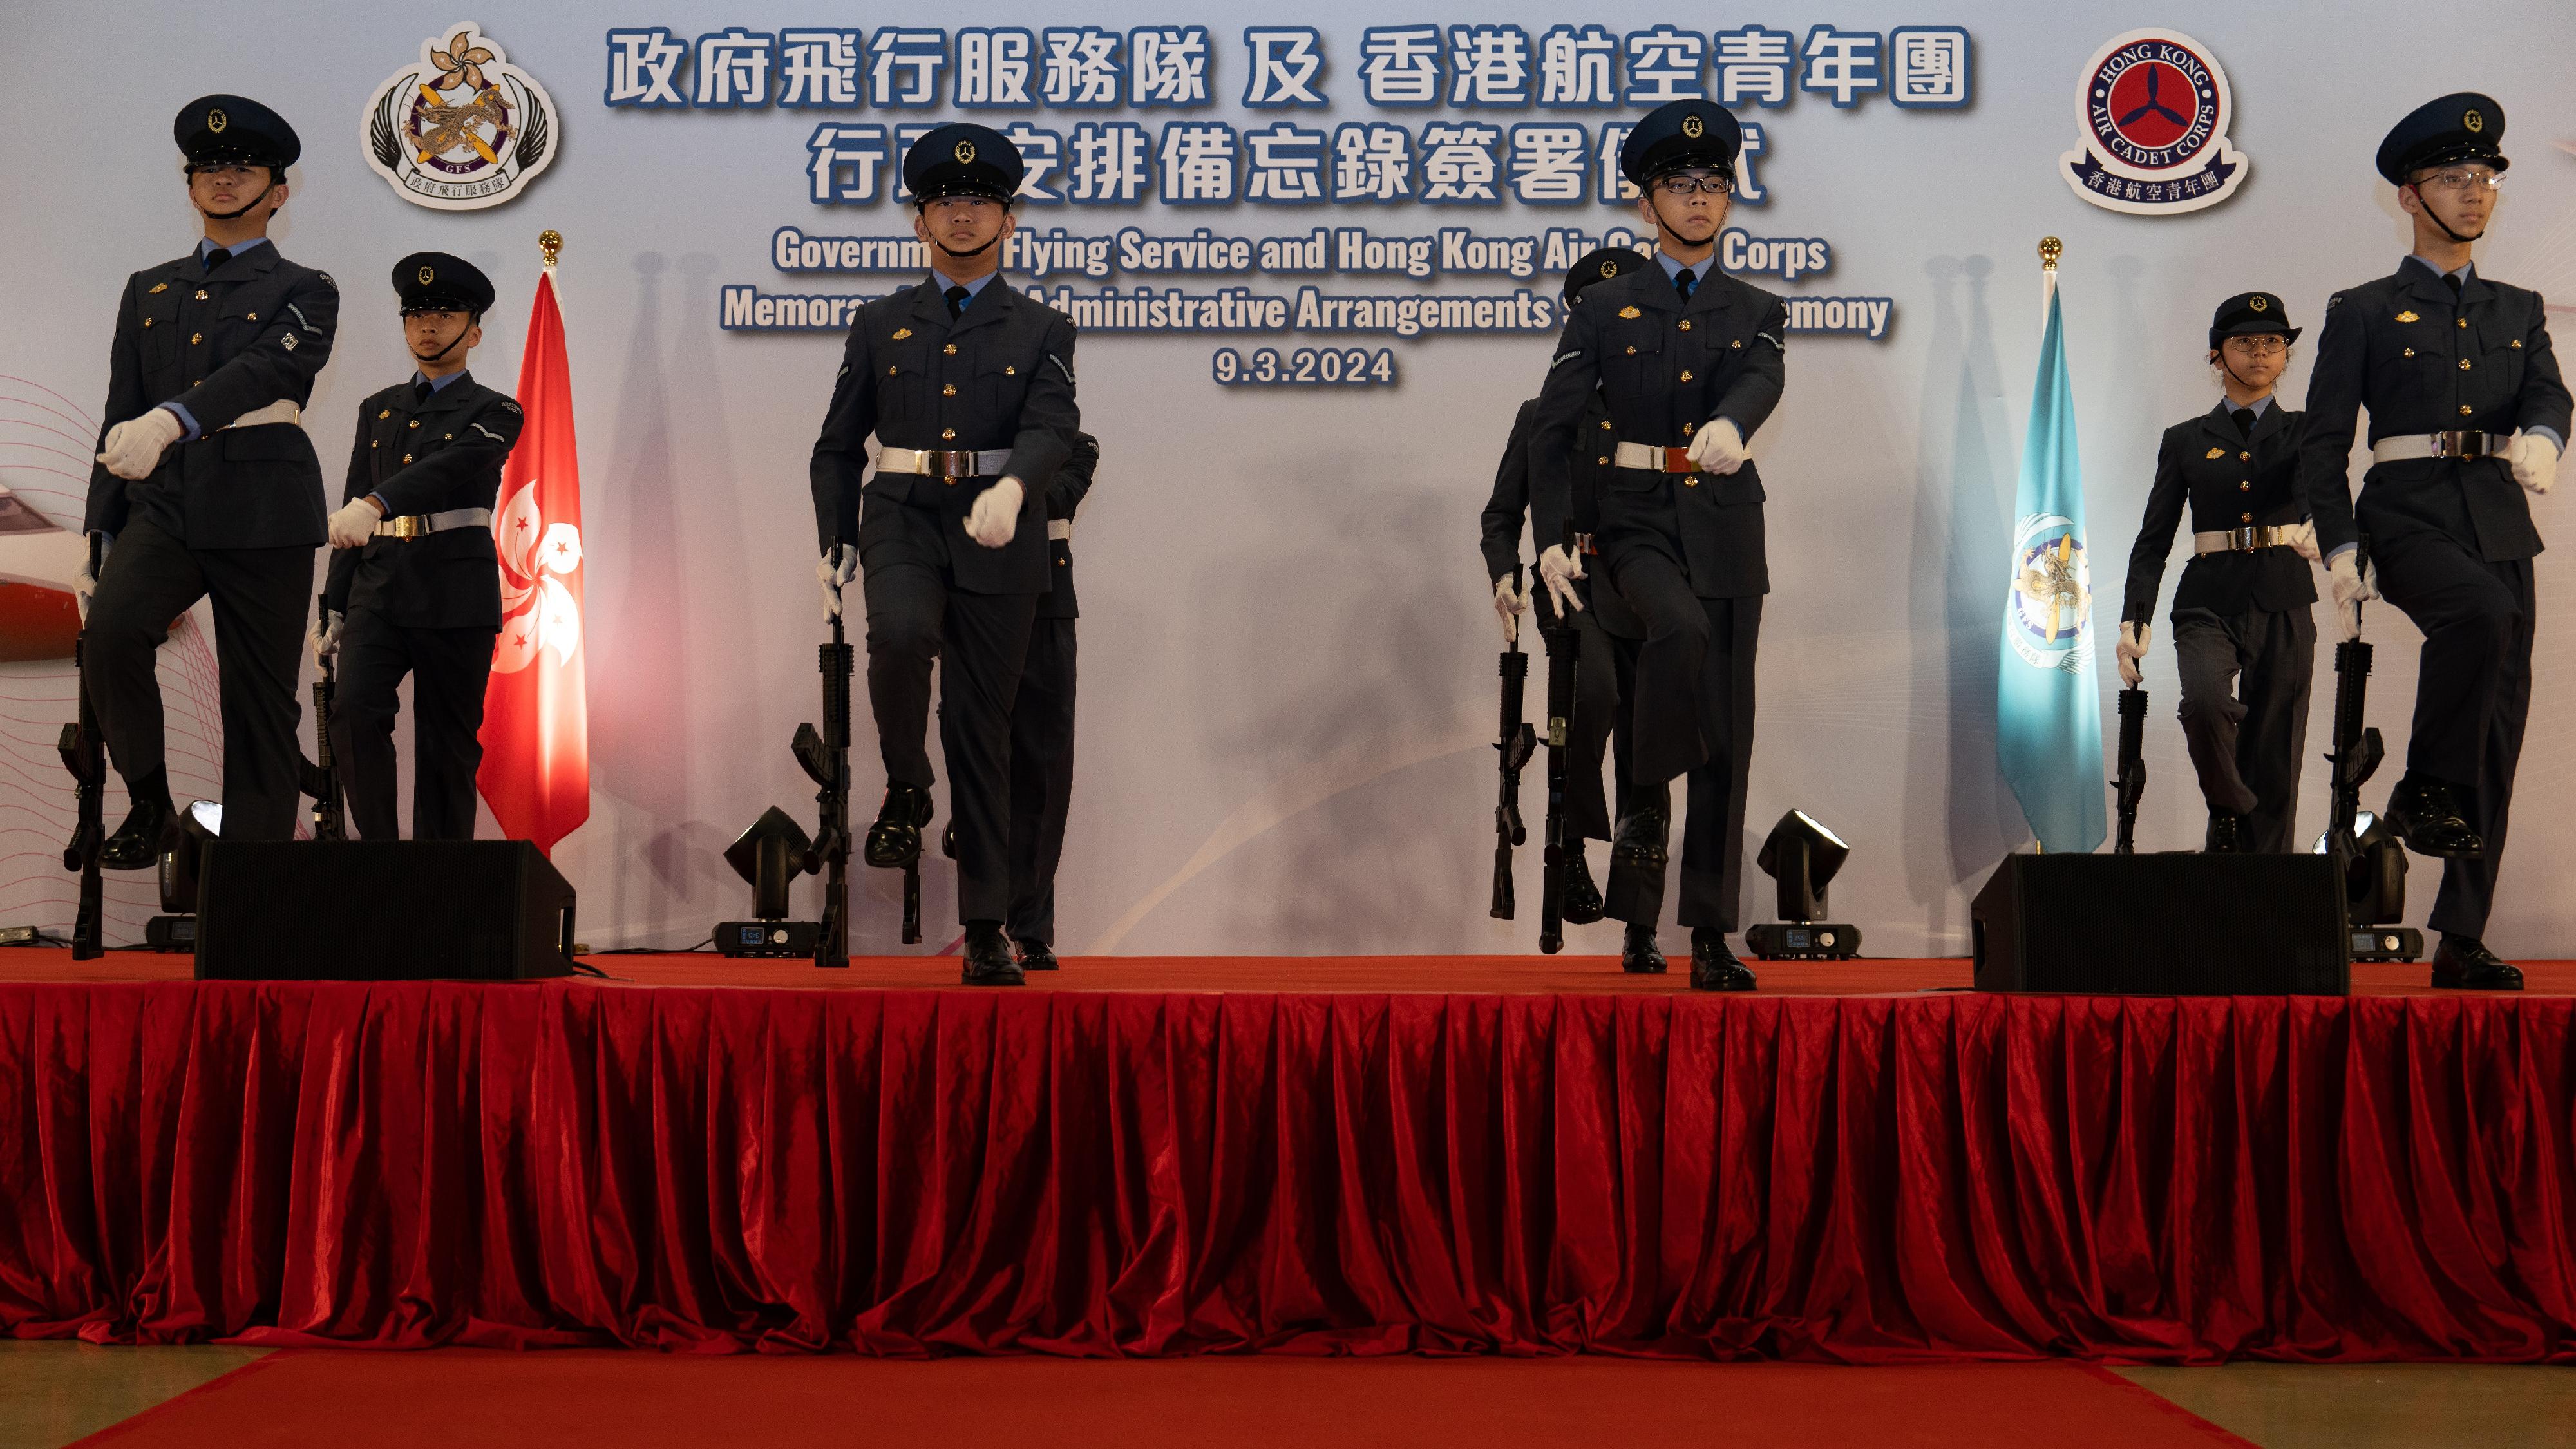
[361,23,558,210]
[2059,29,2248,216]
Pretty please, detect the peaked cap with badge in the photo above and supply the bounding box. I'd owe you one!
[393,252,496,317]
[174,93,300,173]
[1560,245,1645,305]
[2209,292,2300,350]
[904,123,1025,205]
[2375,93,2508,185]
[1619,99,1743,187]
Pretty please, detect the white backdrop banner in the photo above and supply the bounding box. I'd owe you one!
[3,1,2573,956]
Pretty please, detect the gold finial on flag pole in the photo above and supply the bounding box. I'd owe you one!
[538,229,563,269]
[2038,236,2062,271]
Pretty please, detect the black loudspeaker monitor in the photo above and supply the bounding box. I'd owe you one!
[1971,853,2348,996]
[195,840,576,981]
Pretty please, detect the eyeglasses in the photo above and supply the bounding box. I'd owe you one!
[2224,337,2289,357]
[1653,175,1732,197]
[189,165,264,182]
[925,195,1003,213]
[2414,167,2503,193]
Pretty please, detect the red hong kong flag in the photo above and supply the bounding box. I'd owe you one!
[477,235,590,853]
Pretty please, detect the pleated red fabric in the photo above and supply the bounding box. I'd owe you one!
[1,981,2570,1360]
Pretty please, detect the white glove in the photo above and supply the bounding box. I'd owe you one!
[1492,574,1526,645]
[964,475,1024,549]
[97,406,185,480]
[1535,543,1586,615]
[2115,621,2150,689]
[2327,551,2375,642]
[2282,520,2321,562]
[816,544,858,620]
[327,497,383,549]
[2510,431,2561,495]
[311,610,343,662]
[1685,417,1747,475]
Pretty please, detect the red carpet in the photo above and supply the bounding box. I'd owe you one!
[70,1351,2253,1448]
[2,949,2570,1363]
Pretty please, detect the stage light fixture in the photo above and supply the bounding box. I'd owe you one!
[147,799,223,952]
[1746,809,1862,961]
[2311,811,2421,962]
[714,806,821,958]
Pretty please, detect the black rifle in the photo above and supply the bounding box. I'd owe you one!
[2324,535,2384,910]
[57,535,106,958]
[1490,565,1537,920]
[2112,686,2148,855]
[301,593,347,842]
[1536,526,1581,954]
[794,612,871,966]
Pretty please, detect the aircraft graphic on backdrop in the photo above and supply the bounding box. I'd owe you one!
[361,23,560,210]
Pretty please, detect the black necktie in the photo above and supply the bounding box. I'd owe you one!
[945,285,971,319]
[413,377,433,406]
[2445,272,2463,303]
[1674,267,1697,301]
[2232,407,2254,439]
[202,246,230,274]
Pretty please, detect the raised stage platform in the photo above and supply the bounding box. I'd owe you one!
[3,949,2571,1363]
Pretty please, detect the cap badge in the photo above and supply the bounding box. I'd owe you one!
[1681,114,1705,139]
[207,109,228,133]
[1601,260,1618,276]
[1618,305,1642,319]
[2249,296,2267,312]
[2396,310,2420,323]
[419,265,436,285]
[2465,109,2484,133]
[956,139,976,164]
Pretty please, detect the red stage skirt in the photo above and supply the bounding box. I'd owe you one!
[2,973,2571,1360]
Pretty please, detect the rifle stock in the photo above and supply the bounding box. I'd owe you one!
[1537,527,1580,954]
[59,621,105,959]
[2324,538,2380,913]
[303,593,347,842]
[801,614,858,965]
[1490,564,1536,920]
[2112,687,2147,855]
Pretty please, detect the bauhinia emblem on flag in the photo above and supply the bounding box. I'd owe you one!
[478,229,591,853]
[1994,237,2106,854]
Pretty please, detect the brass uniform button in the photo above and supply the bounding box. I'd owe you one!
[143,318,154,328]
[1599,420,1613,430]
[194,290,209,301]
[1597,455,1609,464]
[247,312,257,321]
[1683,421,1696,435]
[2240,451,2251,460]
[2460,358,2473,370]
[191,332,203,344]
[942,384,956,396]
[409,420,419,428]
[371,440,379,449]
[941,428,956,440]
[887,366,898,375]
[2458,318,2468,328]
[2403,348,2415,357]
[1731,339,1743,349]
[943,344,956,355]
[1677,321,1691,331]
[1004,365,1015,375]
[1057,558,1067,567]
[1684,477,1700,488]
[1679,370,1694,382]
[2240,511,2252,522]
[2239,482,2251,491]
[2461,405,2475,416]
[444,433,453,439]
[402,454,413,463]
[1625,345,1637,355]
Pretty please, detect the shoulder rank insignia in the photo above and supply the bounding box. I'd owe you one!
[1617,306,1642,319]
[149,282,169,294]
[2395,310,2420,323]
[2206,447,2226,459]
[891,327,913,340]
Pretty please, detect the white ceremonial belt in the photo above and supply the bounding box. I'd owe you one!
[2192,526,2299,554]
[218,400,302,431]
[2371,431,2511,463]
[1046,520,1071,541]
[374,506,493,541]
[1611,440,1700,475]
[879,446,1012,480]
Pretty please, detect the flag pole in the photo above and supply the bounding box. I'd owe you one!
[539,228,562,270]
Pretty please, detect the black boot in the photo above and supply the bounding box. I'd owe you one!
[961,921,1024,986]
[863,783,934,867]
[2382,777,2483,859]
[1016,938,1059,972]
[2204,809,2246,854]
[1620,922,1666,974]
[942,821,958,859]
[1689,929,1757,992]
[100,796,178,872]
[1605,793,1670,896]
[2430,934,2523,991]
[1561,849,1605,925]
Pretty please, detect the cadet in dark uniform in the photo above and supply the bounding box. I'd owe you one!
[1004,430,1097,972]
[1481,246,1673,971]
[314,254,523,840]
[1530,100,1785,992]
[80,96,338,866]
[2116,294,2320,853]
[2299,95,2570,990]
[810,124,1079,987]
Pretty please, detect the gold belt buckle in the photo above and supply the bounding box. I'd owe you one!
[388,515,428,541]
[1661,445,1698,475]
[933,450,978,481]
[2435,430,2487,460]
[2228,526,2261,552]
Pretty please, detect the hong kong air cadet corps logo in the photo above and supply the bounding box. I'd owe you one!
[2060,29,2248,215]
[361,22,560,210]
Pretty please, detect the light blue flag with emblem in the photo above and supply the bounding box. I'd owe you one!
[1995,258,2107,853]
